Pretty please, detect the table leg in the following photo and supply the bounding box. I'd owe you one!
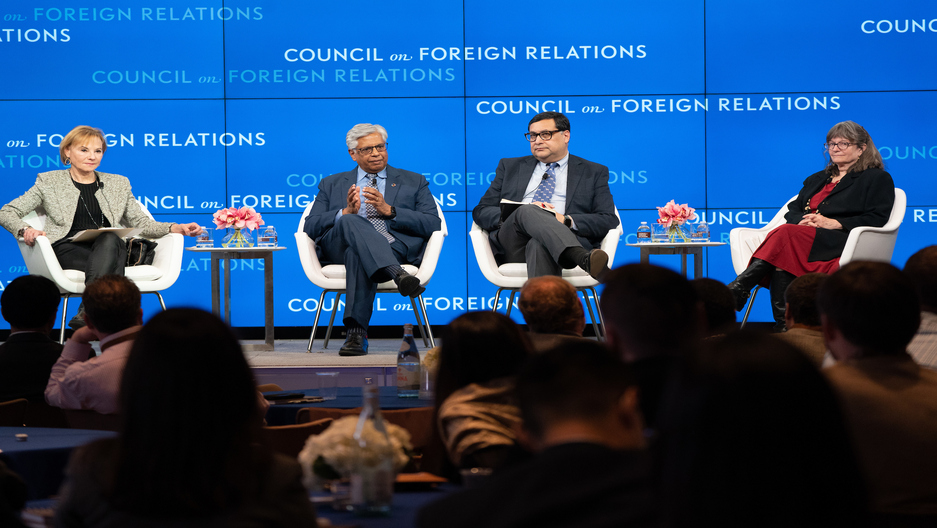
[210,253,221,318]
[640,248,649,264]
[223,254,232,325]
[681,253,687,277]
[264,252,274,348]
[693,247,703,278]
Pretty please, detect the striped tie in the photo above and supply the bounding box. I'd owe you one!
[532,162,558,204]
[366,175,394,243]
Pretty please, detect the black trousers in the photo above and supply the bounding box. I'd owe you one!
[315,214,412,331]
[52,232,127,285]
[497,204,584,277]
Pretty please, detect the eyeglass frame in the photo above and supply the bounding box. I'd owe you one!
[524,130,566,142]
[824,141,859,151]
[353,143,388,156]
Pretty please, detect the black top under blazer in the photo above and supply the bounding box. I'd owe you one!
[782,167,895,262]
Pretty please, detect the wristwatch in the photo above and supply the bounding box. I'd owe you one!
[386,206,397,219]
[563,215,572,228]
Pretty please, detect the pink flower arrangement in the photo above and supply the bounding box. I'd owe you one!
[212,206,265,231]
[656,200,697,227]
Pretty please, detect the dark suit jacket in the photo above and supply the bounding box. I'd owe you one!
[783,167,894,262]
[0,333,63,403]
[303,165,440,265]
[417,443,657,528]
[472,155,619,257]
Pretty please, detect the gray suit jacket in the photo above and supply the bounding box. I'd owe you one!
[0,170,172,244]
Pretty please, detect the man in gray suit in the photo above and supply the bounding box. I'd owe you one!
[303,124,440,356]
[473,111,618,279]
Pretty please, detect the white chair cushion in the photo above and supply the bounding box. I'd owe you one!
[320,264,419,280]
[497,263,589,278]
[60,265,163,284]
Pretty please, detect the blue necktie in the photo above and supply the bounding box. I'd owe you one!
[365,175,395,243]
[532,162,558,204]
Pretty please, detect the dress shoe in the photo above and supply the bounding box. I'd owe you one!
[68,304,86,330]
[339,333,369,356]
[726,259,775,311]
[580,249,610,281]
[394,271,425,298]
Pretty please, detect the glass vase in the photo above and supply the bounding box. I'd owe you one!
[221,227,254,248]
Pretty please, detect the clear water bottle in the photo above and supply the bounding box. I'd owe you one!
[694,219,710,241]
[350,383,394,515]
[195,226,213,248]
[397,324,420,398]
[257,225,277,247]
[636,221,651,243]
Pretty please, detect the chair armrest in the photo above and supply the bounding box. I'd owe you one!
[17,236,82,294]
[840,224,901,265]
[469,223,506,285]
[293,231,324,283]
[414,230,446,286]
[143,233,184,291]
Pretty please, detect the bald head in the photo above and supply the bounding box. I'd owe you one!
[518,276,585,336]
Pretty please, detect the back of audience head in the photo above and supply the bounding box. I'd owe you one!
[817,261,919,359]
[600,264,701,361]
[690,278,736,337]
[82,275,142,335]
[435,311,532,407]
[903,245,937,313]
[784,272,827,328]
[517,276,585,336]
[113,308,261,516]
[657,330,867,527]
[516,340,643,452]
[1,275,60,332]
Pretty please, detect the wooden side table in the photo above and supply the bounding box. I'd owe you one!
[185,246,286,351]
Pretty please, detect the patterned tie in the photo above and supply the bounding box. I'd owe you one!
[532,162,558,204]
[366,175,395,243]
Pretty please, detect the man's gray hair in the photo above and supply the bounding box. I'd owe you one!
[346,123,388,150]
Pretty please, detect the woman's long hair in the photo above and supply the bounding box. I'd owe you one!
[110,308,266,517]
[825,120,884,176]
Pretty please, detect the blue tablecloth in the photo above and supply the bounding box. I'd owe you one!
[26,485,458,527]
[264,386,432,426]
[0,426,116,500]
[313,484,455,528]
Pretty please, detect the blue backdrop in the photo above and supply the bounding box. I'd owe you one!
[1,0,934,329]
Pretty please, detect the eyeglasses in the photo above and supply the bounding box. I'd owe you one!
[355,143,387,156]
[525,130,563,142]
[824,141,857,151]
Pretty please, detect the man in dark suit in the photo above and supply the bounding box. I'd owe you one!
[0,275,63,403]
[473,111,618,279]
[303,124,440,356]
[417,341,657,528]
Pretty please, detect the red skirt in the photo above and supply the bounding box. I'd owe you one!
[752,224,840,281]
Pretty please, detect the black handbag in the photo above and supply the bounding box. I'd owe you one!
[126,238,158,266]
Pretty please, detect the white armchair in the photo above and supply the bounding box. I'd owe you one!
[294,199,447,352]
[16,200,185,342]
[469,209,623,339]
[729,188,906,327]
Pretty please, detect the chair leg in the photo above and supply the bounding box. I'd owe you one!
[59,295,71,344]
[307,290,328,353]
[491,287,506,313]
[152,292,167,311]
[324,292,343,349]
[505,291,517,318]
[413,295,435,348]
[409,295,430,347]
[584,287,606,341]
[739,286,761,329]
[581,289,602,341]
